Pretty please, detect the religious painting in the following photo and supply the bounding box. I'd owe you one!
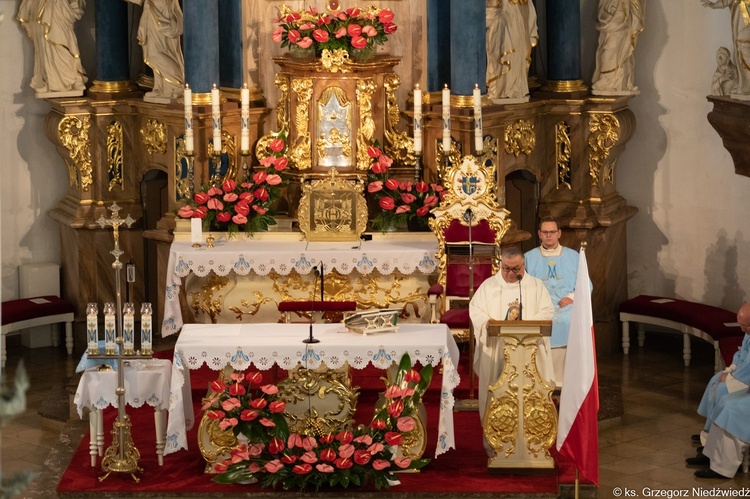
[316,86,353,168]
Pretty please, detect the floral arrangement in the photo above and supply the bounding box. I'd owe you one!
[177,136,289,236]
[272,4,397,61]
[366,145,445,232]
[210,353,432,491]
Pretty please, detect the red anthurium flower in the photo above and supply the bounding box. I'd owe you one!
[194,192,210,204]
[362,25,377,37]
[338,443,355,459]
[415,181,429,193]
[261,384,279,395]
[372,459,391,470]
[336,430,354,445]
[397,416,416,432]
[292,463,313,475]
[367,146,382,158]
[388,399,405,417]
[214,461,229,473]
[253,171,268,184]
[273,157,288,170]
[253,205,268,215]
[316,463,334,473]
[193,206,208,218]
[379,197,395,211]
[371,161,386,174]
[255,187,270,201]
[302,436,318,451]
[424,194,439,207]
[370,419,386,430]
[384,431,403,446]
[399,181,413,191]
[384,385,404,399]
[228,383,246,396]
[259,417,275,427]
[334,457,353,469]
[266,174,282,186]
[385,178,400,190]
[299,22,315,30]
[229,372,244,382]
[268,437,285,454]
[334,26,347,38]
[234,201,250,216]
[248,443,264,457]
[395,205,411,215]
[210,379,227,393]
[219,418,238,430]
[395,457,413,468]
[354,449,372,465]
[264,459,283,473]
[378,154,393,169]
[207,198,224,211]
[401,192,417,204]
[319,433,335,445]
[416,206,430,217]
[269,400,286,413]
[207,186,223,197]
[231,445,250,463]
[260,156,275,168]
[297,37,313,49]
[351,36,367,49]
[207,410,225,420]
[221,397,241,411]
[280,453,298,464]
[272,26,284,43]
[379,8,395,24]
[346,7,361,16]
[383,22,397,34]
[287,29,301,43]
[222,179,237,193]
[319,448,337,462]
[216,212,231,223]
[269,138,285,152]
[368,180,383,193]
[177,205,194,218]
[300,451,318,464]
[223,192,238,203]
[353,434,373,446]
[312,29,328,43]
[240,409,259,421]
[247,462,262,473]
[367,442,385,455]
[246,371,263,386]
[288,433,304,449]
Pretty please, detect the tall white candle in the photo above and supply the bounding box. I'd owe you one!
[86,303,98,355]
[241,83,250,152]
[140,303,153,355]
[212,84,221,153]
[122,302,135,355]
[442,84,451,151]
[184,84,194,153]
[413,84,422,153]
[473,84,483,153]
[103,302,116,355]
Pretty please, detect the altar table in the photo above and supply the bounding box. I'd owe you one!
[74,358,171,466]
[161,236,438,336]
[165,323,460,458]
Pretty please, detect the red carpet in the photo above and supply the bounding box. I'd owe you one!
[57,348,583,496]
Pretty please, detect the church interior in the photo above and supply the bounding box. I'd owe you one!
[2,0,750,497]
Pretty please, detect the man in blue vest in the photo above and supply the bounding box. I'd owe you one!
[524,216,590,386]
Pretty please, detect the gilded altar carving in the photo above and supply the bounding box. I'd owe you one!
[290,78,313,170]
[141,118,167,156]
[588,113,620,186]
[298,169,367,242]
[58,115,92,191]
[320,48,351,73]
[316,87,352,167]
[355,79,377,170]
[189,274,231,324]
[503,119,536,157]
[277,364,359,436]
[383,74,417,167]
[208,131,237,185]
[174,136,191,201]
[522,348,557,458]
[554,121,572,190]
[484,347,518,457]
[228,291,275,321]
[106,121,124,191]
[256,74,290,164]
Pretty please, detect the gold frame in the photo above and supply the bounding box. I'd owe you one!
[297,169,368,242]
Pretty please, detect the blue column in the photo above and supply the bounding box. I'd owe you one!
[184,0,220,93]
[449,0,486,96]
[427,0,451,92]
[545,0,582,83]
[219,0,243,89]
[90,0,132,92]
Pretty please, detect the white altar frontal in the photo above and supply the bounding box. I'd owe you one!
[165,322,460,459]
[161,231,438,336]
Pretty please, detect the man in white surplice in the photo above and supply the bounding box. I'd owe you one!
[469,246,555,454]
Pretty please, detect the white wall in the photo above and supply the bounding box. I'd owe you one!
[1,1,748,312]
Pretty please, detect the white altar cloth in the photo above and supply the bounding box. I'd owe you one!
[162,239,438,336]
[165,323,460,458]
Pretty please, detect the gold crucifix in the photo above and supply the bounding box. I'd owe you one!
[97,202,135,269]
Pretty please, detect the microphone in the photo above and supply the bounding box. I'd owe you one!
[319,262,325,301]
[463,208,474,222]
[515,272,523,320]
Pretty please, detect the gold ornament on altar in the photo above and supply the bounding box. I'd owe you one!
[297,169,367,242]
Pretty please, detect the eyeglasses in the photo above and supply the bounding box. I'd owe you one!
[501,265,523,273]
[540,230,559,236]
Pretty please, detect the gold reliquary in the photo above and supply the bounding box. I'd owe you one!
[344,309,401,335]
[297,169,368,242]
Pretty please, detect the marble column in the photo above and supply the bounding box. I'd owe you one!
[426,0,451,92]
[89,0,135,95]
[449,0,486,98]
[184,0,220,98]
[219,0,243,90]
[544,0,586,92]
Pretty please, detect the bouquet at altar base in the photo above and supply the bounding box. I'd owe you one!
[272,4,397,62]
[210,353,432,491]
[176,136,290,237]
[366,145,446,232]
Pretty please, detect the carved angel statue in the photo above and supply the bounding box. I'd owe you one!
[712,47,739,96]
[127,0,185,102]
[702,0,750,98]
[591,0,644,95]
[17,0,88,96]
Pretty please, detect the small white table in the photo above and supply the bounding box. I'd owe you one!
[74,358,172,466]
[165,323,460,458]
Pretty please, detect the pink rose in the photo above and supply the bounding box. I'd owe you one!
[297,37,313,49]
[312,29,329,43]
[379,197,395,210]
[368,181,383,193]
[222,178,236,192]
[351,36,367,49]
[216,212,231,223]
[269,137,285,152]
[177,205,194,218]
[287,29,301,43]
[334,27,347,38]
[232,214,247,225]
[272,26,284,43]
[207,198,224,211]
[372,459,391,470]
[379,8,395,24]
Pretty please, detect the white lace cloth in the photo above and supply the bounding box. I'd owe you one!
[74,358,172,417]
[165,323,460,458]
[161,239,439,337]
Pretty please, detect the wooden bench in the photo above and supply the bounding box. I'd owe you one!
[619,295,743,371]
[1,295,75,368]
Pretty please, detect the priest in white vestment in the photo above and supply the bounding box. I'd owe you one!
[469,246,554,454]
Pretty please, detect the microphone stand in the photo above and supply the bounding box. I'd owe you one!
[456,208,479,412]
[319,263,325,301]
[516,273,523,320]
[303,264,320,344]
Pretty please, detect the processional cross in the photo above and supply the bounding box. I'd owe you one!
[97,202,135,270]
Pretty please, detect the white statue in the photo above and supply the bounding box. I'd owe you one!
[17,0,87,97]
[591,0,644,96]
[712,46,739,96]
[127,0,185,103]
[702,0,750,99]
[485,0,538,103]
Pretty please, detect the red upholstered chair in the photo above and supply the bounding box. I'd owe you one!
[427,154,511,342]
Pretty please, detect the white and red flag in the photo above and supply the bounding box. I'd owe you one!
[556,248,599,486]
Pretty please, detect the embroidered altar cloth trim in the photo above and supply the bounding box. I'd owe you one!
[165,323,460,458]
